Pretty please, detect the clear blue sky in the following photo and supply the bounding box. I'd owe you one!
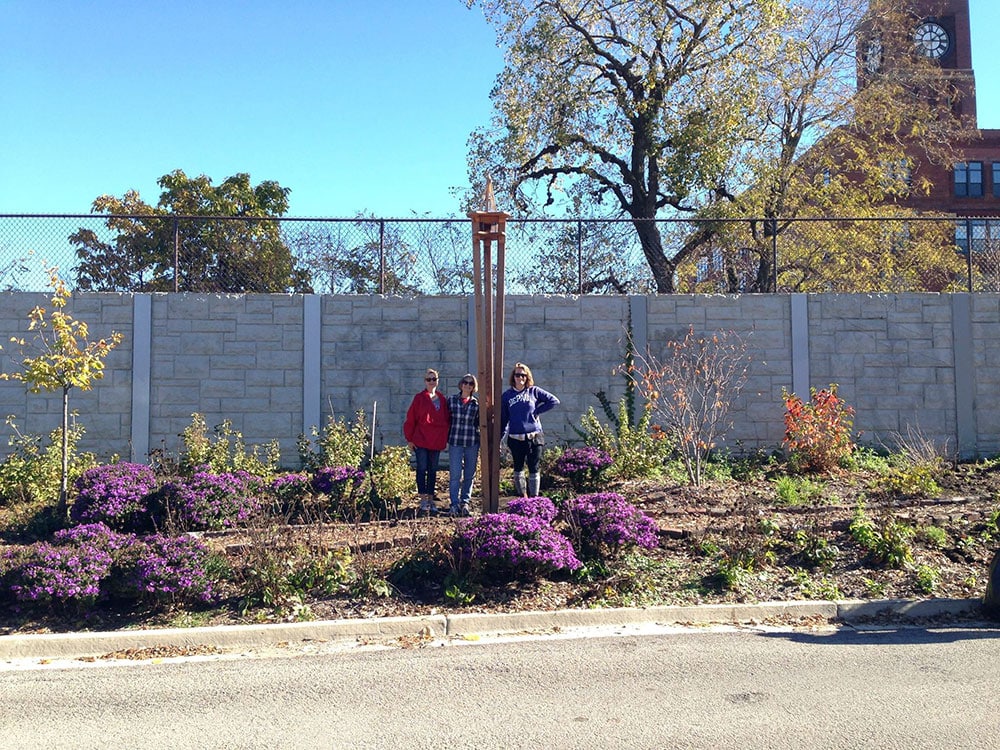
[2,0,999,219]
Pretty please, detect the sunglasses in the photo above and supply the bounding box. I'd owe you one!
[514,373,527,378]
[425,377,438,382]
[461,379,475,385]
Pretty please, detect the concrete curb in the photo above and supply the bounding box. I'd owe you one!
[0,598,986,661]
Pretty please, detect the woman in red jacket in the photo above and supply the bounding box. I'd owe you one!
[403,368,451,515]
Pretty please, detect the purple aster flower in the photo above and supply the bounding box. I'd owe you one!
[161,470,264,530]
[563,492,660,556]
[454,512,581,578]
[505,496,558,524]
[553,447,614,491]
[71,462,158,531]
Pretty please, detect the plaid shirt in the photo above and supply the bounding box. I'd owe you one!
[447,394,480,447]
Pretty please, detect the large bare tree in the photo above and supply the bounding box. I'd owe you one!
[467,0,972,293]
[467,0,783,292]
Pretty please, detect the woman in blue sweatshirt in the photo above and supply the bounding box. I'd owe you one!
[500,362,559,497]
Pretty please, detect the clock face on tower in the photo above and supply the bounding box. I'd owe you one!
[913,20,950,59]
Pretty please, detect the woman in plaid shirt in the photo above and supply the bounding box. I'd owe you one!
[446,373,480,516]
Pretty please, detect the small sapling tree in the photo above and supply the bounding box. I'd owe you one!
[633,326,750,486]
[3,267,123,520]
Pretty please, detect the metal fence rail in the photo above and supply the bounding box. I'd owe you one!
[2,213,999,294]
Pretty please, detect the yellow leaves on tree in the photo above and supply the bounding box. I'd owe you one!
[2,266,123,519]
[5,268,122,394]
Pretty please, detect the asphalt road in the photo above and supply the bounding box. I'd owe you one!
[3,625,999,749]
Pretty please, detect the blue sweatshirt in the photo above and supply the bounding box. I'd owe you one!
[500,385,559,436]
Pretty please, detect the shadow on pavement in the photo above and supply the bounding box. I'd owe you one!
[757,623,1000,646]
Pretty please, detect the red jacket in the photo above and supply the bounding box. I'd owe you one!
[403,391,450,451]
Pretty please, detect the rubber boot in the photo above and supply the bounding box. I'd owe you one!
[513,471,527,497]
[528,473,541,497]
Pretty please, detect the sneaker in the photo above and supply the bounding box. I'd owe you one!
[448,504,461,517]
[458,503,471,517]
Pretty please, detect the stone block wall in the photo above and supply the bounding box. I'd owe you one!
[0,291,996,466]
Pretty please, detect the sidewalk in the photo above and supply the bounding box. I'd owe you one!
[0,598,987,662]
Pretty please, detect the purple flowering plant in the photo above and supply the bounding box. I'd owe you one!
[126,534,215,603]
[562,492,660,557]
[269,472,313,517]
[453,512,581,580]
[6,521,217,609]
[504,496,559,524]
[553,446,614,491]
[71,462,159,531]
[160,469,264,531]
[312,466,367,519]
[11,540,114,604]
[54,522,135,552]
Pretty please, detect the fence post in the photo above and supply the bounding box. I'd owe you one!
[173,216,180,292]
[766,218,779,293]
[773,228,778,293]
[967,232,974,292]
[577,220,583,295]
[379,219,386,295]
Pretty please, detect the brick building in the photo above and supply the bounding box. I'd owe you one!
[886,0,1000,252]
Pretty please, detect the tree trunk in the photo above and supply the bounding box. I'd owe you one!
[632,219,675,293]
[751,252,773,293]
[57,386,70,522]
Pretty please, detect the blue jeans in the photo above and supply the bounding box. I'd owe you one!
[448,443,480,508]
[414,447,440,495]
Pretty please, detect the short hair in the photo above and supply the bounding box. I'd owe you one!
[425,368,439,380]
[509,362,534,387]
[458,373,478,391]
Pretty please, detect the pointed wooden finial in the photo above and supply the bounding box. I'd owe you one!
[483,175,497,212]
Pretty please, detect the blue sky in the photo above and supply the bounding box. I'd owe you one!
[2,0,999,219]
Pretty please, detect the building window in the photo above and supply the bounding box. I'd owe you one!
[955,219,1000,253]
[954,161,983,197]
[993,162,1000,198]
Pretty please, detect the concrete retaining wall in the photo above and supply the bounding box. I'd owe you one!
[0,292,995,465]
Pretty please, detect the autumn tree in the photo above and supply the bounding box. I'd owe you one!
[466,0,787,292]
[2,267,123,520]
[684,0,972,292]
[467,0,972,293]
[71,170,312,293]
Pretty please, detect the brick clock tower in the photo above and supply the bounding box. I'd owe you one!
[911,0,976,124]
[893,0,1000,240]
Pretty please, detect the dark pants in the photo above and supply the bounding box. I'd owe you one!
[507,436,542,473]
[414,447,440,495]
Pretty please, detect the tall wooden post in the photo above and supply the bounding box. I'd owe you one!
[469,178,509,513]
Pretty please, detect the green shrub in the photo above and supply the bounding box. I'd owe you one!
[849,446,893,474]
[880,463,942,497]
[918,525,948,549]
[697,513,779,592]
[0,417,97,508]
[791,528,840,571]
[849,502,914,568]
[914,564,940,594]
[367,446,411,516]
[298,409,370,472]
[235,531,352,617]
[179,413,280,478]
[576,399,671,481]
[774,475,826,506]
[789,568,843,600]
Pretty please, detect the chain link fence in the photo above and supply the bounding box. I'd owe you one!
[2,213,999,294]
